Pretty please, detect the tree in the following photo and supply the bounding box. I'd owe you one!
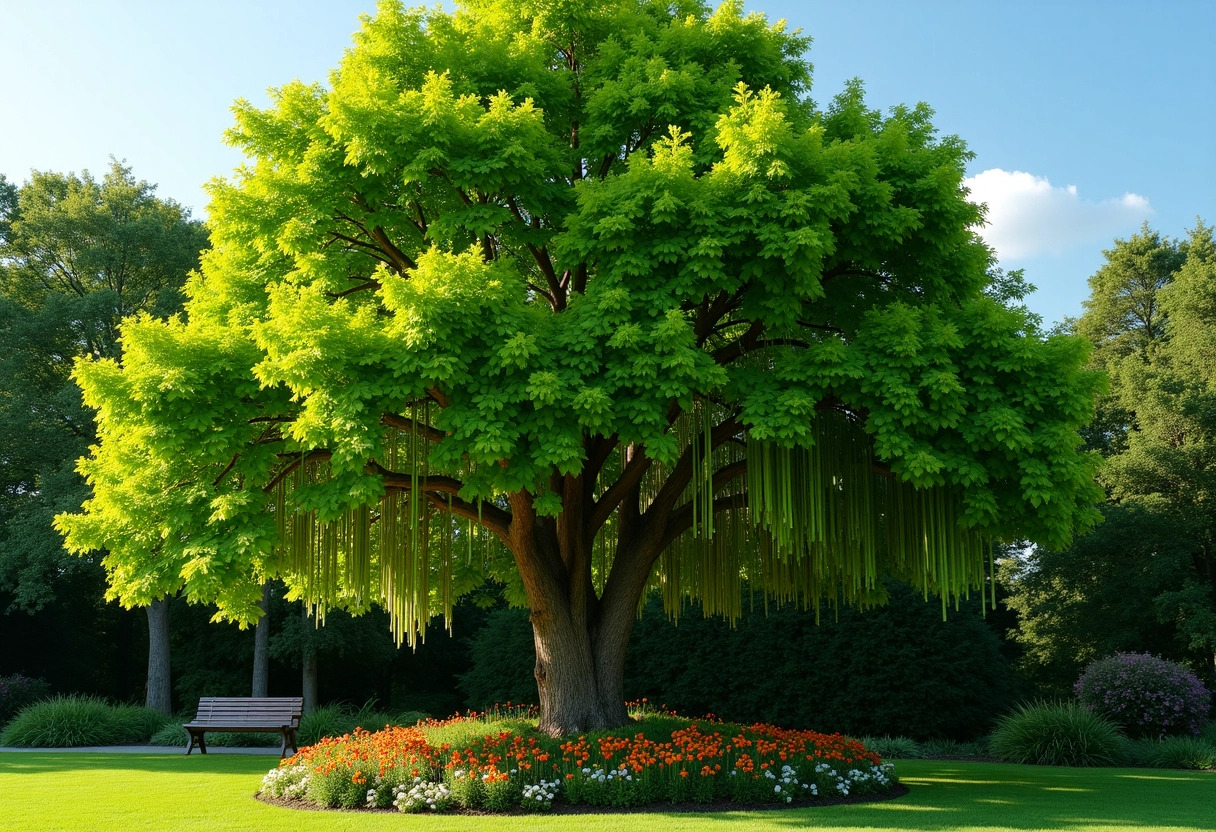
[1105,221,1216,675]
[1002,500,1197,693]
[1,161,207,712]
[58,0,1103,735]
[1006,220,1216,688]
[1074,224,1187,457]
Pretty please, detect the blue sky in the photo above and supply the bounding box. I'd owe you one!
[2,0,1212,326]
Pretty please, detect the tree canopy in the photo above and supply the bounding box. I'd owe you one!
[0,161,206,611]
[1007,220,1216,687]
[58,0,1104,733]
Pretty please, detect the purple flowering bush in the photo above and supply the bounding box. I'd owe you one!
[1075,653,1211,738]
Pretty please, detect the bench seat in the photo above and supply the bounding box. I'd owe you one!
[183,696,303,758]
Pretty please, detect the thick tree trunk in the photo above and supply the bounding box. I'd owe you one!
[530,602,630,735]
[507,468,675,737]
[251,582,271,697]
[520,519,657,735]
[145,598,172,715]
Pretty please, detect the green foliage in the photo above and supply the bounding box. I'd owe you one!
[148,722,189,746]
[0,695,170,747]
[989,701,1125,767]
[462,582,1018,740]
[1002,501,1198,694]
[858,735,922,759]
[917,737,990,759]
[1007,220,1216,694]
[1137,735,1216,770]
[305,760,376,809]
[297,701,425,746]
[147,722,280,748]
[1075,652,1211,738]
[458,607,543,708]
[0,674,51,726]
[58,0,1103,650]
[297,704,358,746]
[0,161,206,614]
[1077,223,1187,365]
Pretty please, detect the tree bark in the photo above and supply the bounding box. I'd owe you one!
[251,582,272,697]
[515,499,656,736]
[530,599,631,735]
[145,598,172,715]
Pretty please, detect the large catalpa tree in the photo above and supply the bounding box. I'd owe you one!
[59,0,1103,734]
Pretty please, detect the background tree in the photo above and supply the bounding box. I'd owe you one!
[0,161,207,712]
[59,0,1103,735]
[1006,221,1216,688]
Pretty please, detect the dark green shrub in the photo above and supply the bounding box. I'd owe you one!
[458,608,541,708]
[1120,737,1153,767]
[147,722,279,747]
[298,704,353,746]
[859,736,922,759]
[0,674,52,726]
[0,695,168,747]
[109,703,171,743]
[295,701,428,746]
[1142,736,1216,770]
[148,722,190,746]
[1075,653,1211,738]
[919,737,990,758]
[990,701,1125,766]
[460,582,1020,740]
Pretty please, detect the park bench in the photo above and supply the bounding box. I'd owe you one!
[183,696,303,758]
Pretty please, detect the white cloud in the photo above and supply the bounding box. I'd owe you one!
[964,168,1151,260]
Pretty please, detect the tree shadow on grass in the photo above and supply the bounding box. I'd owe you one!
[729,761,1214,831]
[0,752,272,776]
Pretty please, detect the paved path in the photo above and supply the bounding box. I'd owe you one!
[0,745,279,754]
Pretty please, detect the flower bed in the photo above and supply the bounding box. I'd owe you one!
[260,704,898,813]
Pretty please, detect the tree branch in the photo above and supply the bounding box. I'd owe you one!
[263,449,333,492]
[381,412,447,444]
[646,415,743,523]
[365,460,512,540]
[710,320,764,366]
[589,448,653,534]
[369,225,417,272]
[328,279,383,299]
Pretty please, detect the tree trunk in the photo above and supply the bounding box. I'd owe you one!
[517,509,656,736]
[145,598,172,715]
[301,606,318,714]
[530,602,631,735]
[251,582,272,697]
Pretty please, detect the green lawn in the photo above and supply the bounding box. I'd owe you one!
[0,753,1211,832]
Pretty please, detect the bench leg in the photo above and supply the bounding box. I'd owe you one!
[185,729,207,755]
[280,729,299,758]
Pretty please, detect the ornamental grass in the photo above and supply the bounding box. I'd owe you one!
[261,703,897,813]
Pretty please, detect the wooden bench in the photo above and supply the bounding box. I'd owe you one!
[183,696,303,758]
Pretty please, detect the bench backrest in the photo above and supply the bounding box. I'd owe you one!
[193,697,304,726]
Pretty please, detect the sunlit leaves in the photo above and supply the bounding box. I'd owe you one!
[56,0,1105,639]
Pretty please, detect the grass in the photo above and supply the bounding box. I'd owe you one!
[0,753,1212,832]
